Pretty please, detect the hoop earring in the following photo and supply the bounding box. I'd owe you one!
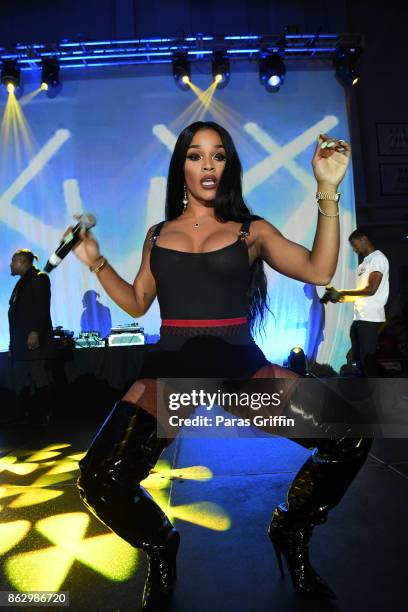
[182,185,188,213]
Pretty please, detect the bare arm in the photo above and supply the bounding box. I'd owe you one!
[255,135,351,286]
[256,191,339,286]
[338,272,383,301]
[326,272,383,303]
[72,225,158,317]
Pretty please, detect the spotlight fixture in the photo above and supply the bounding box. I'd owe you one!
[41,58,61,96]
[333,47,361,87]
[287,346,308,376]
[1,60,21,95]
[259,53,286,92]
[212,50,230,89]
[172,53,191,91]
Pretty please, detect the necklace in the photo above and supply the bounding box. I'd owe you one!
[188,218,213,228]
[182,209,215,228]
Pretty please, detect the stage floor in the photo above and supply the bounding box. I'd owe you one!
[0,407,407,612]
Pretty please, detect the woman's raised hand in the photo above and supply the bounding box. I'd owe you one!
[311,133,352,188]
[62,225,102,267]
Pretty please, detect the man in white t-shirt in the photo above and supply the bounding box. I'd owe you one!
[326,228,389,376]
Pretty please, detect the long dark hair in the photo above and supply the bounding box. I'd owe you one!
[165,121,271,334]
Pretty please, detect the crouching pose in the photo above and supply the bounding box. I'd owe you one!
[72,121,372,608]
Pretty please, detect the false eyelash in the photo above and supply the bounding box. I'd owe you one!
[186,154,227,161]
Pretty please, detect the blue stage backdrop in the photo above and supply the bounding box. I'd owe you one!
[0,67,357,371]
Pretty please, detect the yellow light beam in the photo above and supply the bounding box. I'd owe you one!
[1,92,36,166]
[196,81,218,121]
[187,81,216,114]
[20,87,42,107]
[0,128,70,206]
[0,93,14,149]
[169,80,218,133]
[169,96,205,134]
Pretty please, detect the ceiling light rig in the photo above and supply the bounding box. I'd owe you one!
[172,53,191,91]
[41,58,62,97]
[333,46,361,87]
[1,60,21,96]
[0,33,363,97]
[212,50,230,89]
[259,53,286,92]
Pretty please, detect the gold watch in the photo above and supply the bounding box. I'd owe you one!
[316,192,341,202]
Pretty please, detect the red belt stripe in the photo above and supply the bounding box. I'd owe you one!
[161,317,248,327]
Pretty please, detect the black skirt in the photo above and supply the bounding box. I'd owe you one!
[139,323,269,379]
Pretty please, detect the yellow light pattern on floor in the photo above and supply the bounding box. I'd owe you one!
[0,520,31,555]
[171,502,231,531]
[5,513,139,591]
[143,460,229,530]
[0,457,39,476]
[0,486,64,509]
[1,443,231,592]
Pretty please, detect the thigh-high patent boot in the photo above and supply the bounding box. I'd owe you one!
[246,364,375,598]
[268,436,373,599]
[77,400,180,610]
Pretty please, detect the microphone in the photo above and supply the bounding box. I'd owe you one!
[44,213,96,272]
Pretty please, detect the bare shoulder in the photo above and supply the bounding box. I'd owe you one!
[250,218,282,242]
[147,222,160,235]
[145,222,164,241]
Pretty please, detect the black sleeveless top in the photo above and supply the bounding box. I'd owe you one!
[149,219,251,320]
[139,218,270,379]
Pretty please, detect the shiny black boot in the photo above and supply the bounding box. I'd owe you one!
[77,400,179,609]
[268,504,335,598]
[269,436,373,599]
[141,527,180,610]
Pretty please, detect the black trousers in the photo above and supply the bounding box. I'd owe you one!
[350,320,381,377]
[12,359,55,420]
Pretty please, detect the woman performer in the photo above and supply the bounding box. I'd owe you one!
[72,121,371,609]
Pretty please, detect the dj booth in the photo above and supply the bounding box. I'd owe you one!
[0,344,152,419]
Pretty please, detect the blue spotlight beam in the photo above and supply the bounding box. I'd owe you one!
[0,33,363,70]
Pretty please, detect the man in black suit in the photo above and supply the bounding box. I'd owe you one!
[8,249,55,425]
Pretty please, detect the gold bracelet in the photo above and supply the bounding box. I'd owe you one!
[317,203,339,218]
[89,257,107,274]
